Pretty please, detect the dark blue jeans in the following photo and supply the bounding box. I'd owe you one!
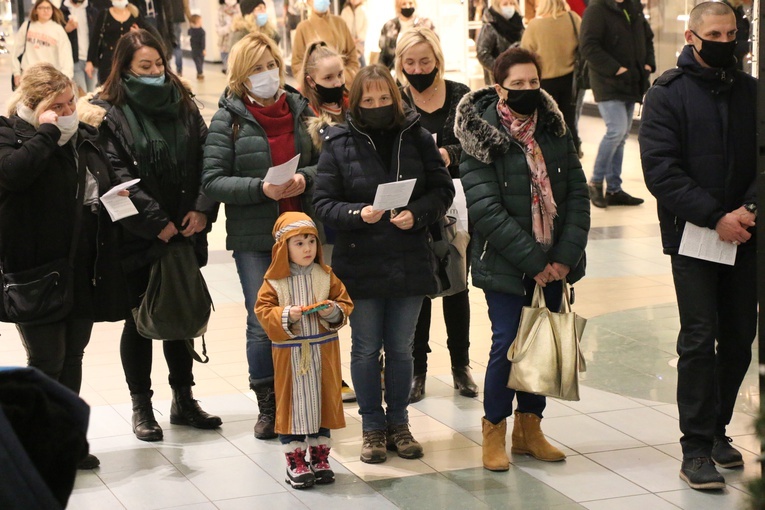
[483,277,563,424]
[671,247,757,458]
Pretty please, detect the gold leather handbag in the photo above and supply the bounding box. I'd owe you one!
[507,283,587,401]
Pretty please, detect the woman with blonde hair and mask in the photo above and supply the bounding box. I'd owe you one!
[12,0,74,88]
[0,62,130,469]
[394,27,476,404]
[202,32,319,440]
[476,0,524,85]
[378,0,435,70]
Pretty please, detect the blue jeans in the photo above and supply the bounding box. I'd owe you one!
[350,296,423,431]
[173,23,183,74]
[73,60,96,93]
[591,100,635,193]
[483,278,563,424]
[232,250,274,387]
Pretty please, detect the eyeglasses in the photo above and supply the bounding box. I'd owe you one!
[37,5,53,10]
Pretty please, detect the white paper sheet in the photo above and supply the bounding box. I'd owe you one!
[99,178,140,222]
[447,178,468,231]
[678,222,737,266]
[372,179,417,211]
[264,154,300,185]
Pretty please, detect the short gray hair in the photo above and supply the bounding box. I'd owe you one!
[689,1,735,32]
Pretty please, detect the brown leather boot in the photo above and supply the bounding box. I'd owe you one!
[481,417,510,471]
[511,411,565,462]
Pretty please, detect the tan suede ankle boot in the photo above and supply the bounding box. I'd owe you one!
[481,417,510,471]
[511,411,566,462]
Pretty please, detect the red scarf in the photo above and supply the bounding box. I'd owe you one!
[497,100,557,247]
[245,94,302,213]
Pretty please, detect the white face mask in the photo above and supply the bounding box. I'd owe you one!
[248,68,280,99]
[501,6,516,19]
[56,111,79,145]
[112,0,128,8]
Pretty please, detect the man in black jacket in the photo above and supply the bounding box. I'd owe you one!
[639,1,756,491]
[580,0,654,208]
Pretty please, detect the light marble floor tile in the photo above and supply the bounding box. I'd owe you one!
[342,456,436,481]
[589,407,681,446]
[175,455,284,500]
[581,493,681,510]
[542,414,647,454]
[587,447,688,492]
[656,486,749,510]
[98,464,209,510]
[515,455,648,502]
[213,493,309,510]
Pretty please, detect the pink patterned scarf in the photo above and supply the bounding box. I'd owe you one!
[497,100,557,247]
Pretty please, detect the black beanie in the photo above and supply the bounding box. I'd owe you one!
[240,0,265,15]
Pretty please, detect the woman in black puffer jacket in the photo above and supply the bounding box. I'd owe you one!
[313,64,454,466]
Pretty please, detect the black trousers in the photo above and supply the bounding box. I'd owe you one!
[671,247,757,458]
[192,52,204,75]
[17,318,94,394]
[541,72,579,149]
[120,315,194,395]
[412,288,471,374]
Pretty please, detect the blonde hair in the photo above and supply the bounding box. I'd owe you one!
[394,27,444,87]
[396,0,417,11]
[227,32,285,99]
[301,41,344,111]
[7,62,75,122]
[535,0,569,19]
[490,0,517,11]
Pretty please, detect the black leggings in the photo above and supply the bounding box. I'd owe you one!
[412,288,471,374]
[120,315,194,395]
[17,317,94,394]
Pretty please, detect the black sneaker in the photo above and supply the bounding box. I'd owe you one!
[712,436,744,468]
[588,183,607,208]
[77,453,100,470]
[605,190,644,206]
[679,457,725,490]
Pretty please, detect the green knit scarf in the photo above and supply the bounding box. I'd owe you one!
[120,75,186,185]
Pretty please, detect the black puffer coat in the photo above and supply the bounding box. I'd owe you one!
[313,111,454,299]
[639,45,756,254]
[0,117,129,321]
[79,91,217,306]
[580,0,655,102]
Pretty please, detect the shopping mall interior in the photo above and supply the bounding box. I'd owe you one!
[0,0,761,508]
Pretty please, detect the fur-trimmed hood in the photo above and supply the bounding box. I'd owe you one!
[454,87,567,165]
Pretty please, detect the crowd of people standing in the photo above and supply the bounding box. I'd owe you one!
[1,0,756,497]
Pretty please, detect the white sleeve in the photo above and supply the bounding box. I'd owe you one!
[12,22,29,76]
[58,25,74,78]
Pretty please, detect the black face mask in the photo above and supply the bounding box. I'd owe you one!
[314,83,345,105]
[690,31,737,69]
[404,68,438,93]
[358,104,396,130]
[501,87,541,116]
[400,7,415,18]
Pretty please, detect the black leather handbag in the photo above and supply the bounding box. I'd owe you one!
[1,155,86,325]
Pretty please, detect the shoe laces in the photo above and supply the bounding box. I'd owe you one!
[363,430,387,448]
[310,445,331,469]
[286,448,311,474]
[389,424,415,446]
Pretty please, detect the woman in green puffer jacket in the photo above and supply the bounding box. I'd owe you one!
[201,32,319,441]
[455,47,589,472]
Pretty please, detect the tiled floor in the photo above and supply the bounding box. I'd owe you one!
[0,55,760,509]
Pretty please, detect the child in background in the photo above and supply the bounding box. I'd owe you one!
[188,14,206,80]
[216,0,240,74]
[255,212,353,490]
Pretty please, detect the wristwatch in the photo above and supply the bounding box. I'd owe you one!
[744,202,757,215]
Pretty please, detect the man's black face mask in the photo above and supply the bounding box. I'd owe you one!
[690,30,737,69]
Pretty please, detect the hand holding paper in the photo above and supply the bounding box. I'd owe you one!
[264,154,300,186]
[100,178,140,222]
[372,179,416,211]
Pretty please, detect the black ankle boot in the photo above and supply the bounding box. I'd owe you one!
[252,384,277,439]
[170,386,222,429]
[452,366,478,397]
[409,373,426,403]
[131,391,163,442]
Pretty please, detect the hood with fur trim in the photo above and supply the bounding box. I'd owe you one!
[454,87,567,165]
